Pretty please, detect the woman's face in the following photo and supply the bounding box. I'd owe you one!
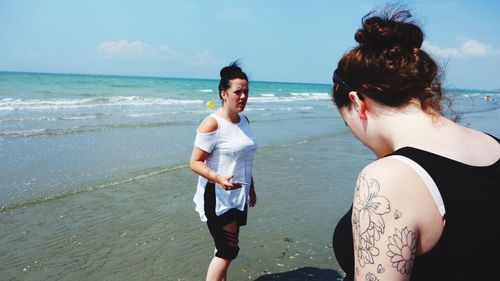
[339,105,370,148]
[339,103,388,157]
[222,78,249,113]
[339,106,360,137]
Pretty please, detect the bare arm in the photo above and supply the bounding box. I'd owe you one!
[248,176,256,207]
[352,160,428,281]
[189,116,236,190]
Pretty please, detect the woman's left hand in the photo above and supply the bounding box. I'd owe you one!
[248,187,257,207]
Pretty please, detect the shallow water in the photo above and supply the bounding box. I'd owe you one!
[0,130,369,280]
[1,72,499,280]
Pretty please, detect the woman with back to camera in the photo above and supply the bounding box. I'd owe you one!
[190,61,257,281]
[330,8,500,281]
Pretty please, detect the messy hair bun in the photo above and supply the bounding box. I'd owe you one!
[333,7,444,115]
[218,60,248,100]
[220,60,245,79]
[355,10,423,49]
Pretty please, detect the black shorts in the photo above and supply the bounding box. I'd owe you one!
[204,182,247,259]
[204,182,247,226]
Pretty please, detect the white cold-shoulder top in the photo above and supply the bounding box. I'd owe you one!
[193,113,257,221]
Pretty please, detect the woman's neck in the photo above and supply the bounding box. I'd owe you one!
[217,108,240,123]
[371,105,450,157]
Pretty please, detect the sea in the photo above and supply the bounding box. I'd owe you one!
[0,71,499,280]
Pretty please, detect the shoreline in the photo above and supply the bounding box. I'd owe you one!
[0,72,498,280]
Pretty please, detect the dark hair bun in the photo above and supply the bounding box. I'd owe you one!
[220,61,243,79]
[218,60,248,94]
[355,10,423,49]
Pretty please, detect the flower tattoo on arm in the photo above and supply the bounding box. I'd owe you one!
[352,174,391,267]
[365,272,379,281]
[387,227,417,275]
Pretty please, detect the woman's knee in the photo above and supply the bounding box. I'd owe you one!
[215,244,240,260]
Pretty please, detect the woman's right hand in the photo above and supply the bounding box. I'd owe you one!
[217,175,241,191]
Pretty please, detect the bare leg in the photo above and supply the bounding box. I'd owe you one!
[206,255,230,281]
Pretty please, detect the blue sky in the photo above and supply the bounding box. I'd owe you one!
[1,0,499,89]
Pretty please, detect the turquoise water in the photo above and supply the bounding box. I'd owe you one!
[0,71,499,280]
[0,71,338,210]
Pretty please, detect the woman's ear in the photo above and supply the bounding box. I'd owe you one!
[220,90,227,103]
[348,91,367,120]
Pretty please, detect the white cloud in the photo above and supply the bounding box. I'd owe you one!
[422,42,459,58]
[97,40,175,59]
[96,39,220,67]
[460,39,492,57]
[423,38,496,58]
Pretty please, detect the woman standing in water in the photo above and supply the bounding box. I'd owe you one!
[331,8,500,281]
[190,61,257,281]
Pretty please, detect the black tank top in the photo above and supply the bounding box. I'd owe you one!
[332,137,500,281]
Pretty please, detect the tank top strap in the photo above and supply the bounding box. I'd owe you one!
[386,154,446,216]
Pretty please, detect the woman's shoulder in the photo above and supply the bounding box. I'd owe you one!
[434,124,500,166]
[361,157,413,178]
[357,156,444,219]
[197,114,219,133]
[357,157,428,198]
[352,157,444,276]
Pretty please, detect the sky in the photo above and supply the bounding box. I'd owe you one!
[1,0,499,90]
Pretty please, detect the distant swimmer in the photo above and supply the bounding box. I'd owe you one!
[484,95,493,101]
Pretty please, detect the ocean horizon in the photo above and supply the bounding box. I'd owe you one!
[1,70,499,280]
[2,70,499,92]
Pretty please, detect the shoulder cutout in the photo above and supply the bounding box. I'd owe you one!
[197,116,218,133]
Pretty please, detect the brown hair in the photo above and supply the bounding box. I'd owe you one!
[332,8,443,115]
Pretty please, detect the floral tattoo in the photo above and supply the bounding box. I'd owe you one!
[387,227,417,275]
[365,272,379,281]
[352,174,391,267]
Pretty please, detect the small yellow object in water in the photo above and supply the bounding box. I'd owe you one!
[206,100,215,108]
